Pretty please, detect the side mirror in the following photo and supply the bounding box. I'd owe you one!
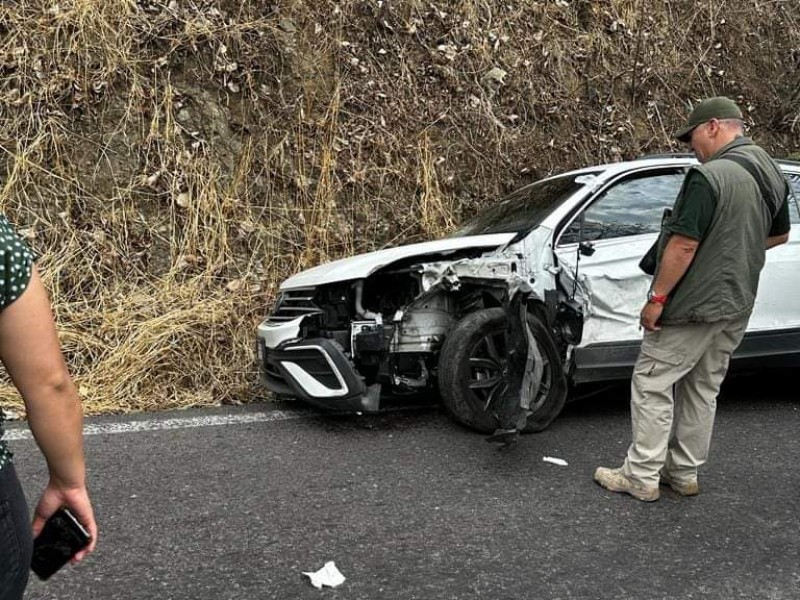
[578,241,595,257]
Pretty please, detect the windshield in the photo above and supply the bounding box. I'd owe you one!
[450,172,594,238]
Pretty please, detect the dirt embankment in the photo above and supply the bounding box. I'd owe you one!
[1,0,798,413]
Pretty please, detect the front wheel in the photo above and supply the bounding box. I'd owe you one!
[437,307,568,433]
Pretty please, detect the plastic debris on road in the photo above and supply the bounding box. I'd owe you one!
[543,456,568,466]
[302,561,346,589]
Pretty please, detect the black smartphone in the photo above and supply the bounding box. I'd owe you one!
[30,507,92,580]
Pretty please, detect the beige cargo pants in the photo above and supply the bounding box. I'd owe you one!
[621,315,749,486]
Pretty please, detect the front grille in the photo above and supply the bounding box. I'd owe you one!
[267,289,322,323]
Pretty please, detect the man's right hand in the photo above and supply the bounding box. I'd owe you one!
[640,301,664,331]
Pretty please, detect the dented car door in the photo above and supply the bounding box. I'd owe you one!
[552,168,687,380]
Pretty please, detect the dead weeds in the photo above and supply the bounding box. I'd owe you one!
[0,0,798,413]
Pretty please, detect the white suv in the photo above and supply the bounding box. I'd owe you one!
[257,155,800,432]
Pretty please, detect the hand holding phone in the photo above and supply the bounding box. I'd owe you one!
[30,507,92,580]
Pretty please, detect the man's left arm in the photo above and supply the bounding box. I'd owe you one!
[766,189,791,248]
[767,233,789,248]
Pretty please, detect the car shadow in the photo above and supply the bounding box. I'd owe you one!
[559,367,796,421]
[269,367,795,436]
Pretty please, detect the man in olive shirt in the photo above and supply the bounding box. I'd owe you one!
[666,167,790,250]
[594,97,791,501]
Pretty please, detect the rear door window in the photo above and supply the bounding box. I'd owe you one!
[787,172,800,224]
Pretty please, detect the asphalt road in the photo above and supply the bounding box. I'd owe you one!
[7,370,799,600]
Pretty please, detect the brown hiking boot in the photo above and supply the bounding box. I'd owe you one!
[593,467,660,502]
[659,472,699,496]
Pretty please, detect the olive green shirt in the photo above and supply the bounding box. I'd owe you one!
[0,215,36,471]
[667,169,791,242]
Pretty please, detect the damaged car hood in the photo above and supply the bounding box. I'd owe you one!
[281,233,516,290]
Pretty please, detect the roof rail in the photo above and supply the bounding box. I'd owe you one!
[636,153,696,160]
[637,154,800,167]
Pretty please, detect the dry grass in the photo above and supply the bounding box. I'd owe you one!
[0,0,798,414]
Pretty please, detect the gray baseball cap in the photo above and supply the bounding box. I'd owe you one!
[674,96,743,142]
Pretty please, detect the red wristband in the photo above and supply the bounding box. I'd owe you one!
[647,291,668,305]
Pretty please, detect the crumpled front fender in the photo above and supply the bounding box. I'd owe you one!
[419,254,533,295]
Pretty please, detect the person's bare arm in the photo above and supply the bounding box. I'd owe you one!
[651,233,700,296]
[766,232,789,249]
[640,234,700,331]
[0,266,97,558]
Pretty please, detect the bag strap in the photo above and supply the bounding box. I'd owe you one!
[723,154,784,220]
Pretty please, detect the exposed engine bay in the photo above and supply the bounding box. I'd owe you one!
[273,249,583,401]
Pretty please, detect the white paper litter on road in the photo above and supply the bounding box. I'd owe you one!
[302,561,346,589]
[543,456,568,466]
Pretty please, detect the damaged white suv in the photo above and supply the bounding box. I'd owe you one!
[257,155,800,432]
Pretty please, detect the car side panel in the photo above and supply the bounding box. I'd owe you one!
[553,233,654,348]
[553,165,800,384]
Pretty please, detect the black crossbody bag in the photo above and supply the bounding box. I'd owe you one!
[638,209,671,276]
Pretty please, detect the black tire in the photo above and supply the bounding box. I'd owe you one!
[437,307,568,433]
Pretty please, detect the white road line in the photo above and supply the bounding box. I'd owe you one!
[2,411,307,441]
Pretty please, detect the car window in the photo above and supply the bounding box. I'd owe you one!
[450,172,595,238]
[786,173,800,224]
[558,170,685,245]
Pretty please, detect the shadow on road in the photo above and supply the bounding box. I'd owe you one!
[267,367,795,437]
[560,366,796,420]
